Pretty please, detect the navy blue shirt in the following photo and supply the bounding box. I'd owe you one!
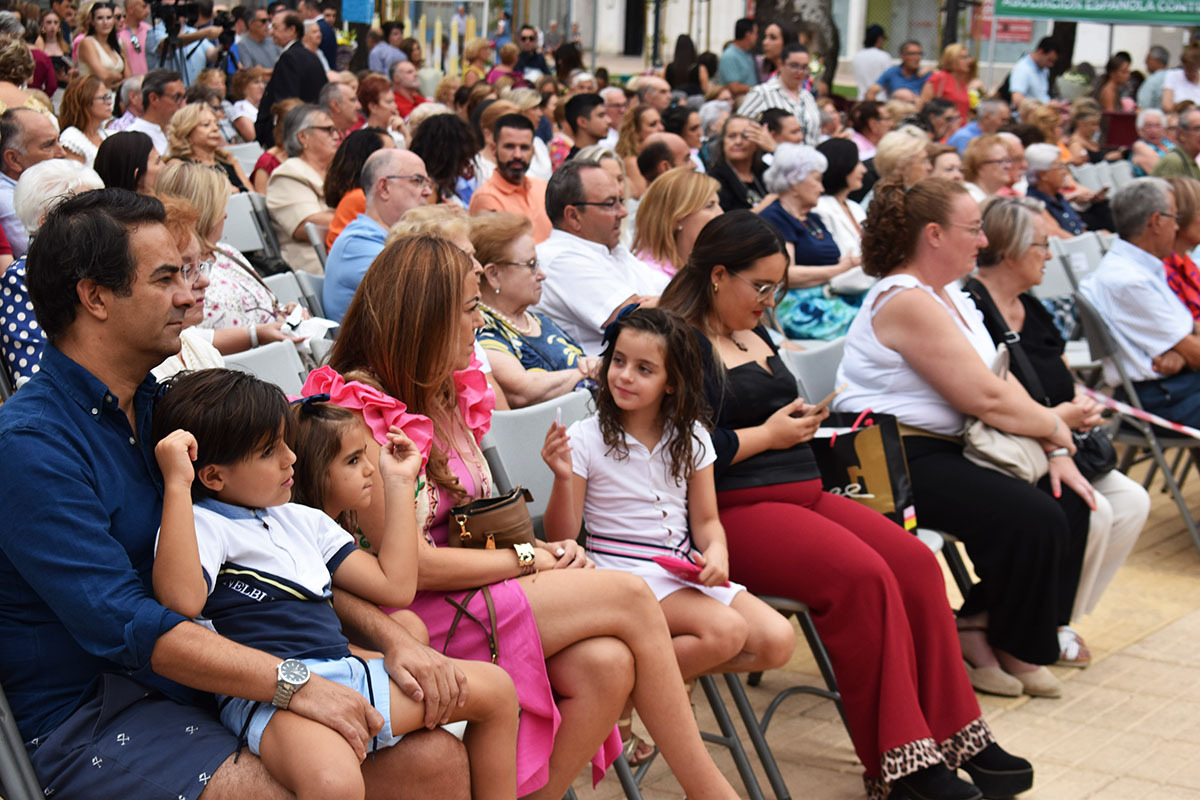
[0,347,188,741]
[1027,185,1086,236]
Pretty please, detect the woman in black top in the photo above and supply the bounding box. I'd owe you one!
[707,115,770,212]
[665,34,708,96]
[658,211,1033,800]
[966,196,1148,660]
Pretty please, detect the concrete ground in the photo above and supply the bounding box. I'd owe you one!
[571,455,1200,800]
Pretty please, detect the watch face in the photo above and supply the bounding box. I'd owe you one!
[279,660,309,684]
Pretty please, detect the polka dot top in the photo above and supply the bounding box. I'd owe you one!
[0,257,45,386]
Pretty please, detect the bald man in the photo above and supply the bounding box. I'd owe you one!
[324,149,432,321]
[636,132,693,184]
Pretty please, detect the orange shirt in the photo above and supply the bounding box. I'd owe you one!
[328,188,366,251]
[467,173,552,243]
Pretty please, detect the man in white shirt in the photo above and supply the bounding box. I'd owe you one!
[1009,37,1060,108]
[598,86,626,150]
[1079,177,1200,424]
[852,25,890,100]
[535,160,669,355]
[127,68,184,154]
[0,109,65,258]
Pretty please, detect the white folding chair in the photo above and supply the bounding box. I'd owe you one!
[304,222,328,269]
[1030,254,1077,299]
[779,337,845,402]
[1108,159,1134,189]
[223,192,267,255]
[1091,160,1114,191]
[484,391,592,526]
[294,271,326,318]
[247,192,282,259]
[1071,163,1103,192]
[223,340,307,396]
[227,141,264,177]
[1097,230,1117,253]
[1051,232,1104,289]
[263,272,307,313]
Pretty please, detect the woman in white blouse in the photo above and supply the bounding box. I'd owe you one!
[229,66,267,143]
[813,137,872,294]
[57,75,110,168]
[76,1,128,89]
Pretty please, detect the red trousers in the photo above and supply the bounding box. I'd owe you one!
[717,479,983,779]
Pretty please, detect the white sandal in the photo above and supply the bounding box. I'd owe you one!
[1057,625,1091,668]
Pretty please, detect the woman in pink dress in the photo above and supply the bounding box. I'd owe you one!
[322,234,741,800]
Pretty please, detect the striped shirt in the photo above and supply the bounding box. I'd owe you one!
[736,76,821,146]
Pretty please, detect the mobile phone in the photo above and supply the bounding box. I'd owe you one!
[804,383,847,417]
[555,407,562,427]
[651,555,730,587]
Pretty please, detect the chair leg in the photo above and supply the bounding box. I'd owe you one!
[1144,433,1200,553]
[1117,443,1139,474]
[611,755,645,800]
[796,611,850,734]
[723,673,792,800]
[698,675,766,800]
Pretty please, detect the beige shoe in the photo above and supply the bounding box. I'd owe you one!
[963,659,1023,697]
[1011,666,1062,698]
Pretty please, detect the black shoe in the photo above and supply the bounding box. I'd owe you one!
[960,743,1034,798]
[888,764,983,800]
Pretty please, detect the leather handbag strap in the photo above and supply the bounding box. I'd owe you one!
[968,280,1051,405]
[442,586,499,664]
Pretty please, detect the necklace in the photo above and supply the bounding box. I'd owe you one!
[723,332,748,352]
[482,303,536,335]
[798,214,825,240]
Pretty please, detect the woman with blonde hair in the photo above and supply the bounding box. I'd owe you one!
[57,74,110,167]
[76,0,126,88]
[615,103,664,198]
[920,43,976,128]
[167,101,252,192]
[873,125,932,190]
[633,166,721,278]
[486,41,522,85]
[155,158,302,350]
[462,37,491,88]
[0,34,54,120]
[962,134,1013,204]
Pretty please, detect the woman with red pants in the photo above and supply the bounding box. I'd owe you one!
[658,210,1033,800]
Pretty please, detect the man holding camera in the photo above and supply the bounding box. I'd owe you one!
[145,0,220,85]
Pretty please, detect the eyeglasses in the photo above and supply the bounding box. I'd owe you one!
[783,62,810,72]
[94,93,114,103]
[981,158,1013,166]
[728,270,785,302]
[384,173,433,190]
[181,256,214,285]
[948,222,984,236]
[164,91,185,103]
[570,197,622,211]
[303,124,342,139]
[519,34,536,41]
[1030,239,1051,250]
[495,257,538,271]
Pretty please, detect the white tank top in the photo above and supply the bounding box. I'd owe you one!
[833,273,998,436]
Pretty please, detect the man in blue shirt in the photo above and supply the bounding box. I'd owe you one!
[1009,37,1060,108]
[947,98,1011,154]
[0,188,468,799]
[866,40,927,102]
[325,149,433,321]
[717,17,758,97]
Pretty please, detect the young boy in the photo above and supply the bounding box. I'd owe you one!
[152,368,518,800]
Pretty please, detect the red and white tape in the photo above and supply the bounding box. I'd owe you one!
[1078,386,1200,441]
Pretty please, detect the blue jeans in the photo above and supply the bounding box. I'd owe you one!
[1131,370,1200,428]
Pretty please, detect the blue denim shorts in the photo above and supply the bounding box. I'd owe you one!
[219,656,403,756]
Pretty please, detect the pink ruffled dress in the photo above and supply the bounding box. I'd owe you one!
[301,363,618,795]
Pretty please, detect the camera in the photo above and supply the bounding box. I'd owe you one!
[212,9,236,49]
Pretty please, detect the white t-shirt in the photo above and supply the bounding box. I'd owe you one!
[230,99,258,123]
[1164,68,1200,108]
[853,47,893,100]
[127,116,168,155]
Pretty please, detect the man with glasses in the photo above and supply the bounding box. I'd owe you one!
[515,24,549,77]
[324,149,432,322]
[1080,178,1200,425]
[470,114,552,242]
[737,43,821,146]
[254,11,327,144]
[535,161,669,355]
[127,68,183,155]
[947,98,1012,154]
[598,86,627,149]
[117,0,151,75]
[1153,108,1200,181]
[237,7,282,70]
[866,40,928,103]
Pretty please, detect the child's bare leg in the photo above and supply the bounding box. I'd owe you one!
[696,591,796,676]
[659,589,750,680]
[388,661,519,800]
[258,710,365,800]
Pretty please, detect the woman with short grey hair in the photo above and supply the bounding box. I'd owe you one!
[964,196,1149,662]
[759,142,863,340]
[1133,108,1175,176]
[265,103,339,274]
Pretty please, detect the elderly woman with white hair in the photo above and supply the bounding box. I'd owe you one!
[1024,142,1087,237]
[760,142,864,340]
[1132,108,1175,177]
[1,160,104,386]
[265,103,339,275]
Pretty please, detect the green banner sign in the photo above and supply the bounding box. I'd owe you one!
[995,0,1200,25]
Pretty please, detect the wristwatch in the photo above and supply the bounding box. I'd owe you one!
[272,658,310,710]
[513,543,537,575]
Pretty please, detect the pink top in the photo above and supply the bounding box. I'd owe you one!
[636,249,677,279]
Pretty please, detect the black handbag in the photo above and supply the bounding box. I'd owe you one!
[1072,427,1118,479]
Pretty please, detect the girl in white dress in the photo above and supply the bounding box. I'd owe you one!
[541,307,796,757]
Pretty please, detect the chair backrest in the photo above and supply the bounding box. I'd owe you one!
[304,222,328,268]
[246,192,283,259]
[294,271,326,318]
[1073,291,1146,404]
[0,679,43,800]
[223,340,307,395]
[263,272,309,314]
[227,141,264,177]
[1071,163,1103,192]
[1051,232,1104,288]
[1108,159,1134,189]
[223,192,268,255]
[1091,160,1114,191]
[780,337,846,402]
[1097,230,1117,253]
[487,391,593,524]
[1030,254,1077,299]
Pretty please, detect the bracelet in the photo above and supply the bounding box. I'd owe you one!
[248,325,259,348]
[1049,415,1060,438]
[513,543,536,576]
[1047,447,1071,459]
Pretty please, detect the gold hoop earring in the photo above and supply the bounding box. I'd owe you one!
[712,283,719,293]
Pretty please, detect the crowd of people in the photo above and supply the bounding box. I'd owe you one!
[1,5,1200,800]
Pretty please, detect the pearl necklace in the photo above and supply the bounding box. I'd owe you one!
[483,303,536,335]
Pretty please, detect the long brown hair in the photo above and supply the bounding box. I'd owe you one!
[595,307,708,486]
[287,400,363,532]
[58,74,106,133]
[328,235,476,500]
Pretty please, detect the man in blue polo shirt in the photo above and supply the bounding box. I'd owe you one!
[325,149,433,322]
[0,188,468,800]
[866,39,928,102]
[1009,37,1060,107]
[717,17,758,97]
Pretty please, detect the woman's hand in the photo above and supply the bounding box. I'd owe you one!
[694,542,729,587]
[277,302,312,321]
[1048,453,1097,510]
[577,356,602,380]
[1052,394,1103,431]
[255,321,305,345]
[763,398,827,447]
[380,426,422,485]
[536,539,592,569]
[747,120,775,153]
[155,429,197,489]
[834,253,861,274]
[541,422,573,479]
[751,193,779,214]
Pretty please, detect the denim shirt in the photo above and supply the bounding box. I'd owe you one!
[1027,185,1085,236]
[0,346,188,742]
